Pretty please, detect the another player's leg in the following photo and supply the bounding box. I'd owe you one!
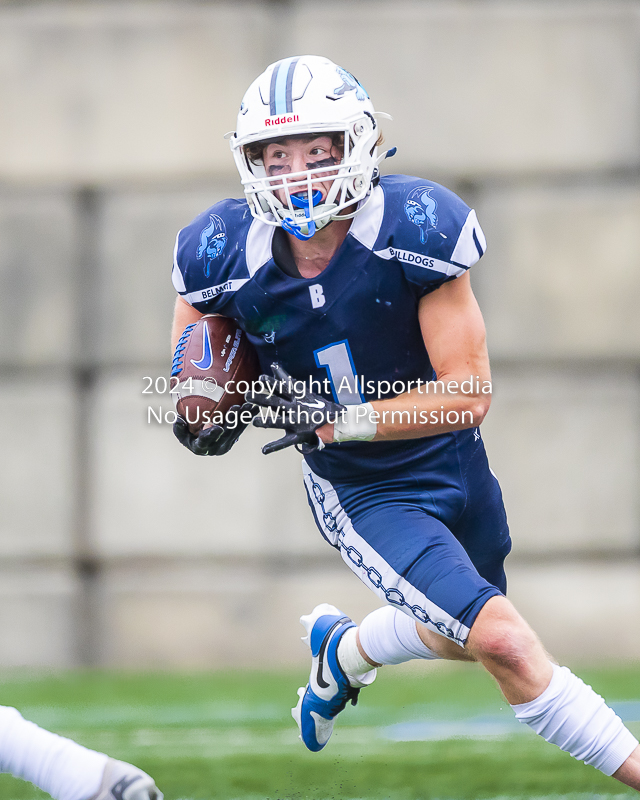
[0,706,162,800]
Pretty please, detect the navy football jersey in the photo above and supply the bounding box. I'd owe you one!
[172,175,486,481]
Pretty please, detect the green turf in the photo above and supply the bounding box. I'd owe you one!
[0,663,638,799]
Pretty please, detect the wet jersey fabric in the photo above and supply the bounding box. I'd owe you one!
[172,174,488,483]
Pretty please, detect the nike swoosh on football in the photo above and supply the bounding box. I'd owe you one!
[299,400,324,409]
[191,325,213,370]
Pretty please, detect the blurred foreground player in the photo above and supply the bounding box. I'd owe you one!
[0,706,162,800]
[171,55,640,789]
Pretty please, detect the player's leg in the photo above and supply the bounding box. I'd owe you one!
[290,599,473,753]
[440,435,640,788]
[337,587,640,791]
[0,706,162,800]
[356,606,476,667]
[298,462,500,750]
[464,596,640,790]
[301,461,640,788]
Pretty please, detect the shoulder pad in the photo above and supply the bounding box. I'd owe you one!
[172,198,253,311]
[375,176,486,292]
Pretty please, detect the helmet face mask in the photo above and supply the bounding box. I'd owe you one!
[228,55,391,240]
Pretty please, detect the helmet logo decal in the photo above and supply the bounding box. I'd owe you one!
[327,67,369,102]
[196,214,227,277]
[404,187,438,245]
[269,56,300,116]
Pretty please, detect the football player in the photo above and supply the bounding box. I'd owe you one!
[0,705,162,799]
[171,56,640,789]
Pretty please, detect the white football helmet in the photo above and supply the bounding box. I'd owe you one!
[227,55,394,240]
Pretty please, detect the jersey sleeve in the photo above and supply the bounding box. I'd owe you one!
[376,177,487,297]
[171,199,249,315]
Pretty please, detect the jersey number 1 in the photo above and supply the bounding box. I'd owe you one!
[314,340,364,405]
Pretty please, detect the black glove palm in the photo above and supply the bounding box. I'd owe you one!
[246,363,345,455]
[173,402,257,456]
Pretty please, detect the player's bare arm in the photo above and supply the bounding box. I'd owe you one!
[316,271,491,443]
[374,271,492,438]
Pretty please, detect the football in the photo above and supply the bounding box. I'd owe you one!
[171,315,260,433]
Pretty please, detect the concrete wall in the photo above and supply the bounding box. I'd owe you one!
[1,0,639,668]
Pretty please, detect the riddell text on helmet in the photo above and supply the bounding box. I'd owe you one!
[265,114,300,126]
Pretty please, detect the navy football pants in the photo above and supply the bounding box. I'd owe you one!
[303,429,512,647]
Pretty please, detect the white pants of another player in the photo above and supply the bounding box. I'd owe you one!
[0,705,108,800]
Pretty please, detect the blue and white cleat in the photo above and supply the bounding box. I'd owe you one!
[291,603,376,752]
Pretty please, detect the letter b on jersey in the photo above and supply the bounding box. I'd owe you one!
[309,284,326,309]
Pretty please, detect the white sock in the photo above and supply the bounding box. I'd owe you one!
[358,605,441,666]
[0,706,108,800]
[511,663,639,776]
[337,628,378,688]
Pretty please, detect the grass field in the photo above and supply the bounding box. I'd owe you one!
[0,662,638,800]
